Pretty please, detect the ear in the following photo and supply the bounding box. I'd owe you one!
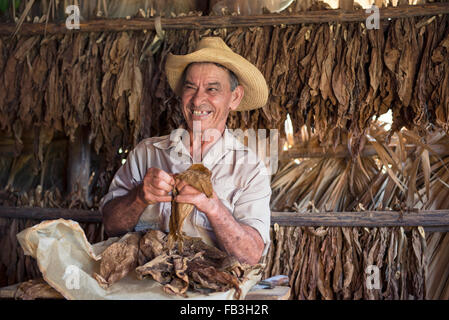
[229,85,244,111]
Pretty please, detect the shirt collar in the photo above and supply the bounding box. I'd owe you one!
[152,128,187,150]
[153,127,247,151]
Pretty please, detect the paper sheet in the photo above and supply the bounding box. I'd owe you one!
[16,219,261,300]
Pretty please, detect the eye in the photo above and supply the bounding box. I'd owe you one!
[208,87,218,92]
[184,84,196,91]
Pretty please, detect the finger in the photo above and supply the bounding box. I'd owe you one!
[176,180,189,191]
[142,180,171,196]
[146,168,175,186]
[153,168,175,186]
[146,186,169,197]
[176,180,202,193]
[142,187,172,202]
[150,177,173,193]
[175,193,199,204]
[153,195,173,203]
[178,184,200,195]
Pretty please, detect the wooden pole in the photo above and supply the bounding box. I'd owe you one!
[271,210,449,230]
[1,3,448,35]
[1,206,449,231]
[0,206,102,222]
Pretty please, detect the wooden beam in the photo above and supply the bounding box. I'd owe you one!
[0,3,448,35]
[0,206,102,223]
[271,210,449,230]
[1,207,449,231]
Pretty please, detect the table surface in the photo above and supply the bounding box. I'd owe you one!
[0,279,291,300]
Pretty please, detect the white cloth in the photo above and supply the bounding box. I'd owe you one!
[100,128,272,256]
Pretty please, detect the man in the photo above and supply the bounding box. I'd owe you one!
[100,37,271,265]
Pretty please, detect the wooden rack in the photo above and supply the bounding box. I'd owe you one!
[0,3,448,35]
[1,206,449,232]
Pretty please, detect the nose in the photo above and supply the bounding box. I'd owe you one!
[191,87,206,108]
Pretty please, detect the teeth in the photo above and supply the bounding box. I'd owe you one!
[192,110,210,115]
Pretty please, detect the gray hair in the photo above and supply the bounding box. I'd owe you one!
[182,62,239,91]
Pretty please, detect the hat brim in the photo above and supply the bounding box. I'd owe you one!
[165,48,268,112]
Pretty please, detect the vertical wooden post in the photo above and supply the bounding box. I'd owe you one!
[67,126,92,206]
[339,0,354,11]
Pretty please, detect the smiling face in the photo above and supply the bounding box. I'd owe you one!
[181,63,244,135]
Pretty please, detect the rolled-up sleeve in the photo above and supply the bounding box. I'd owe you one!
[99,143,147,213]
[233,165,272,257]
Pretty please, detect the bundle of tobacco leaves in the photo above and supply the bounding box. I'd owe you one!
[262,225,427,300]
[94,229,257,299]
[167,164,213,252]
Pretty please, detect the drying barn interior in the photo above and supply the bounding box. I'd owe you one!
[0,0,449,300]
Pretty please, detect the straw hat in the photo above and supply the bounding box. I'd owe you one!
[165,37,268,111]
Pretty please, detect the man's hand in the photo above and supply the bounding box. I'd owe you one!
[137,168,175,205]
[174,180,217,213]
[174,179,264,265]
[102,168,175,237]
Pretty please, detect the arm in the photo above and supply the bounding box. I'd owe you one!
[102,185,148,237]
[175,183,265,265]
[205,194,265,265]
[102,168,175,237]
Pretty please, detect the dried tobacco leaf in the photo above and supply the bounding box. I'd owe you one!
[93,232,141,288]
[188,259,243,299]
[135,252,174,283]
[139,229,167,263]
[168,164,213,252]
[133,229,254,299]
[15,278,63,300]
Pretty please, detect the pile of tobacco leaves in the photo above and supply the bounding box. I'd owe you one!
[94,230,259,299]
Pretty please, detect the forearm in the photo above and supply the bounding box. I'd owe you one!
[102,185,149,237]
[206,199,264,265]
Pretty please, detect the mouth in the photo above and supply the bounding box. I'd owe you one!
[191,110,213,118]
